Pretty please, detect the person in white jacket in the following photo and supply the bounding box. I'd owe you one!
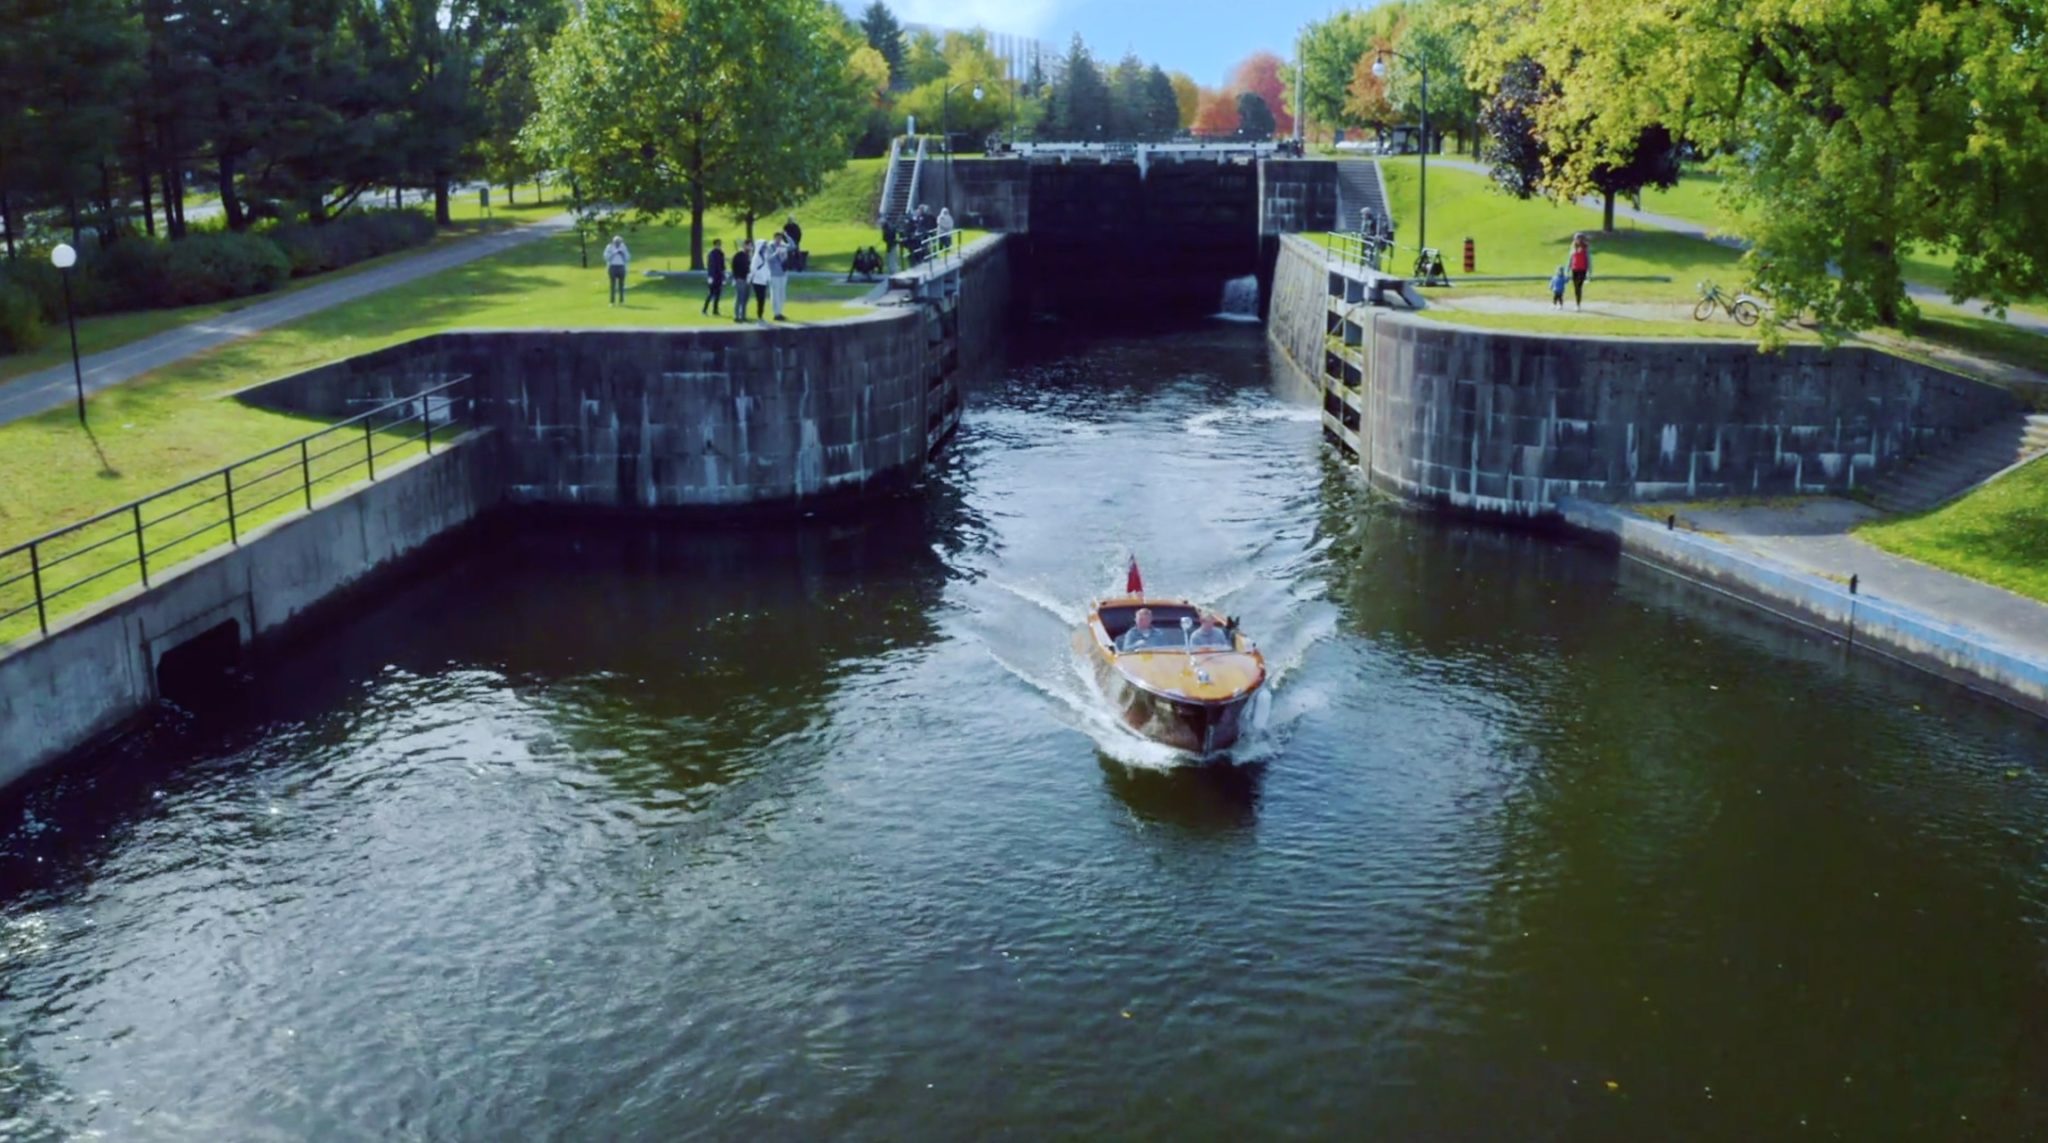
[765,234,791,321]
[604,236,629,304]
[747,238,771,323]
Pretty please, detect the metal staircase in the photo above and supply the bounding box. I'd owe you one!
[879,136,925,226]
[1335,160,1389,233]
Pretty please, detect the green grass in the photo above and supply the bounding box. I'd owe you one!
[0,216,532,385]
[1374,157,1744,303]
[0,158,929,634]
[1637,165,1733,232]
[1857,456,2048,605]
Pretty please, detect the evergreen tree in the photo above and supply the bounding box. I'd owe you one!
[857,1,905,89]
[1143,65,1180,141]
[1048,34,1109,140]
[1235,91,1276,140]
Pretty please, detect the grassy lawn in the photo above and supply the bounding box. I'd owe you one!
[1409,308,1815,342]
[0,156,923,638]
[1857,456,2048,605]
[1637,165,1733,232]
[1375,157,1744,303]
[0,216,538,385]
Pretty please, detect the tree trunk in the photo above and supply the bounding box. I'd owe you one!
[1,189,16,260]
[690,182,706,271]
[163,168,185,239]
[219,154,246,231]
[507,183,516,206]
[433,176,451,227]
[137,164,156,238]
[1602,190,1616,232]
[67,196,83,250]
[97,161,121,243]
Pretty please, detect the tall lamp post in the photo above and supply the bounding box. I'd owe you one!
[1371,50,1428,259]
[940,81,986,218]
[49,243,85,425]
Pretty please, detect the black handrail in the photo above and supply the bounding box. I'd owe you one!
[0,376,471,641]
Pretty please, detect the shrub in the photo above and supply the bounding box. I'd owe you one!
[160,232,289,307]
[0,279,45,354]
[2,256,65,325]
[85,236,173,314]
[268,210,435,278]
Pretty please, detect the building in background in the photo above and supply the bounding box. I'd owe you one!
[904,22,1061,86]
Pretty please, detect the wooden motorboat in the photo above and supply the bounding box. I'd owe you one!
[1073,563,1267,758]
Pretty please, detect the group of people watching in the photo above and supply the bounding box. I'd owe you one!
[698,215,805,322]
[1115,608,1234,653]
[878,204,955,272]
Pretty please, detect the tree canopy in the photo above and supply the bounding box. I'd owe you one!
[523,0,866,268]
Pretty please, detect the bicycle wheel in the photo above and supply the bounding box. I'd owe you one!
[1693,298,1716,322]
[1733,299,1761,326]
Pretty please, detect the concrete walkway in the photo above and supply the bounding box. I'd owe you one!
[1421,156,2048,336]
[0,212,573,427]
[1670,498,2048,666]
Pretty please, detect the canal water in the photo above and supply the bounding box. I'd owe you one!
[2,325,2045,1140]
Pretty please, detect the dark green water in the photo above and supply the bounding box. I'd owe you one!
[2,326,2045,1141]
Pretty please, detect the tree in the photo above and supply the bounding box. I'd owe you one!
[1470,0,2048,333]
[1107,52,1147,139]
[857,0,904,88]
[524,0,864,270]
[1192,90,1239,137]
[1478,57,1545,198]
[1296,9,1379,137]
[1167,70,1200,130]
[1236,92,1276,141]
[1046,34,1110,140]
[1142,66,1181,141]
[900,27,946,88]
[896,32,1006,148]
[1227,51,1294,137]
[473,0,572,204]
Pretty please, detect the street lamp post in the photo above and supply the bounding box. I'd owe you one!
[49,243,85,425]
[940,81,987,222]
[1371,50,1429,261]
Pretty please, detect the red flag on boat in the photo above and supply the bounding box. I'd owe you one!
[1125,556,1144,595]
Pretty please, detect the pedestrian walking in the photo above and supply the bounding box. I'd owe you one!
[1568,233,1592,309]
[937,207,955,253]
[1549,264,1568,309]
[748,237,771,322]
[604,235,629,304]
[766,233,790,321]
[703,238,726,316]
[731,239,753,322]
[881,215,898,274]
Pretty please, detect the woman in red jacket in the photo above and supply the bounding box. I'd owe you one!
[1568,233,1592,309]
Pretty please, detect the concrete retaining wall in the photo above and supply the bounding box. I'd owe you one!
[0,436,497,786]
[239,237,1017,509]
[1561,498,2048,713]
[1270,235,2018,516]
[1258,160,1339,235]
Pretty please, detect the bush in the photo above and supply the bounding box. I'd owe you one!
[85,235,172,314]
[268,210,435,277]
[0,279,45,354]
[160,232,290,307]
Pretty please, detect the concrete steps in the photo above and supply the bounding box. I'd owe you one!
[1864,413,2048,515]
[881,139,920,223]
[1335,160,1387,233]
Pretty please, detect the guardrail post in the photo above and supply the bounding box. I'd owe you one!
[224,469,239,545]
[423,396,434,455]
[301,440,314,510]
[364,418,377,480]
[28,541,47,636]
[132,504,149,587]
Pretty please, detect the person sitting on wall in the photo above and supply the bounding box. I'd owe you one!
[1189,613,1233,650]
[1117,608,1174,652]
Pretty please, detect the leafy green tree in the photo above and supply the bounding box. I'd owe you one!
[524,0,864,268]
[857,0,905,89]
[897,33,1007,149]
[901,27,946,88]
[1236,91,1276,141]
[1142,66,1181,141]
[1473,0,2048,332]
[474,0,572,204]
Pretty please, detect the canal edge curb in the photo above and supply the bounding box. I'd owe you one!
[1556,496,2048,716]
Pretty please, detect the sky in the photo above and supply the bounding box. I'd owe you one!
[858,0,1340,86]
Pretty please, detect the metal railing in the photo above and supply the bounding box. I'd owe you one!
[0,376,472,643]
[1325,229,1392,273]
[900,229,967,272]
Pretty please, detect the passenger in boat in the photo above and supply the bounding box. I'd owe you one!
[1116,608,1174,652]
[1190,613,1232,650]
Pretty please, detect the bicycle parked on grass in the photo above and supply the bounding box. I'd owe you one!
[1695,280,1763,326]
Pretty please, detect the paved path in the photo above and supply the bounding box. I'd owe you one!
[0,213,573,427]
[1669,499,2048,665]
[1421,156,2048,336]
